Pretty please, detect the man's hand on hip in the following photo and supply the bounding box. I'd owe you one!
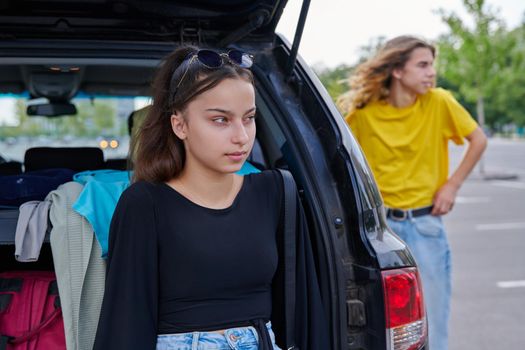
[432,127,488,216]
[431,181,459,216]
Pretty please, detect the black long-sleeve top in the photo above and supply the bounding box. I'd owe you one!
[93,170,330,350]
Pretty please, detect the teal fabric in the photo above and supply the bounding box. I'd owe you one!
[236,161,261,175]
[72,170,132,258]
[72,163,260,258]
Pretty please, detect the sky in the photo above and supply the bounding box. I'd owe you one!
[276,0,525,68]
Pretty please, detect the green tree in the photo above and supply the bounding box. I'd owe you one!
[490,24,525,129]
[16,100,42,136]
[315,36,386,111]
[314,64,353,105]
[92,101,116,133]
[355,36,386,64]
[436,0,517,129]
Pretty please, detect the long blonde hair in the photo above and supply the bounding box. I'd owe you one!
[338,36,435,115]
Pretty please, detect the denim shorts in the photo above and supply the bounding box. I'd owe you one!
[156,322,281,350]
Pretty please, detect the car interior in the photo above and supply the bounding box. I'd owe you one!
[0,55,298,268]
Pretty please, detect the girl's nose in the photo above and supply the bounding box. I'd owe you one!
[231,122,249,145]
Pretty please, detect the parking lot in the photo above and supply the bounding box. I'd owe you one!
[446,138,525,349]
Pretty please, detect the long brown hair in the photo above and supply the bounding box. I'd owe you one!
[338,35,435,115]
[132,46,254,183]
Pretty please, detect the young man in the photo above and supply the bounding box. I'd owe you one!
[341,36,487,350]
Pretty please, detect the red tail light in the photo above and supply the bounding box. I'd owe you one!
[382,267,427,350]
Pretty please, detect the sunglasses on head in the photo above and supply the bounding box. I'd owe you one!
[190,49,253,69]
[170,49,254,98]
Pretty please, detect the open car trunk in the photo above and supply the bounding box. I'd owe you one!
[0,0,287,45]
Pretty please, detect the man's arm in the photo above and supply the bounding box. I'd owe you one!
[431,126,488,216]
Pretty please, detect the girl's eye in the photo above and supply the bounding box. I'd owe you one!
[244,115,256,123]
[212,117,228,124]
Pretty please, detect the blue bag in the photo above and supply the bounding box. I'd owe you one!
[0,168,76,207]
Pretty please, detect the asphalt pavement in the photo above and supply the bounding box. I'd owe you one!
[446,137,525,349]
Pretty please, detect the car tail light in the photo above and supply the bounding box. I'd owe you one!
[382,267,427,350]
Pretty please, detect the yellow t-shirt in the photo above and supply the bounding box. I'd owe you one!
[345,88,478,209]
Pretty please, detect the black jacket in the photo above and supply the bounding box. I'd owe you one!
[93,172,330,350]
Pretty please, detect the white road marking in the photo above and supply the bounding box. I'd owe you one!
[476,222,525,231]
[456,196,490,203]
[490,181,525,190]
[497,280,525,289]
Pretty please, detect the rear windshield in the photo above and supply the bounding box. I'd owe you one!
[0,93,150,162]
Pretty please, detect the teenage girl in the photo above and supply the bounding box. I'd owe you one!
[93,46,329,350]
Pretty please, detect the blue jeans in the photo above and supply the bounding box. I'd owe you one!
[387,214,451,350]
[156,322,281,350]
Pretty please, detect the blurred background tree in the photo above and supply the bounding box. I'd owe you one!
[314,37,386,108]
[436,0,521,131]
[315,64,352,103]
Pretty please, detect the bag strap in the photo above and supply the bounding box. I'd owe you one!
[277,169,297,350]
[9,307,62,345]
[0,276,62,347]
[0,336,8,350]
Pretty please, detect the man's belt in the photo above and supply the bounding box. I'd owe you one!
[386,206,433,221]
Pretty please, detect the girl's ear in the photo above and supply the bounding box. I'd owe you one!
[171,112,187,140]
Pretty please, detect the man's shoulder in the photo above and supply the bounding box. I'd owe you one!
[351,100,388,117]
[422,87,455,103]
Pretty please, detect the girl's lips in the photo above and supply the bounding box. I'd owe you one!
[226,151,246,162]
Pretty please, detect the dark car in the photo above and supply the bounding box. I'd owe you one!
[0,1,427,349]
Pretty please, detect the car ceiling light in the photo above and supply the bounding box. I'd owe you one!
[48,66,81,72]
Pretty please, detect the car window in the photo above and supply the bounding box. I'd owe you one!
[0,93,150,162]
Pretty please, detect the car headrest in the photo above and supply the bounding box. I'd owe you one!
[127,105,150,137]
[0,161,23,175]
[24,147,105,172]
[127,105,150,165]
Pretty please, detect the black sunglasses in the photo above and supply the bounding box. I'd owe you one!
[170,49,254,98]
